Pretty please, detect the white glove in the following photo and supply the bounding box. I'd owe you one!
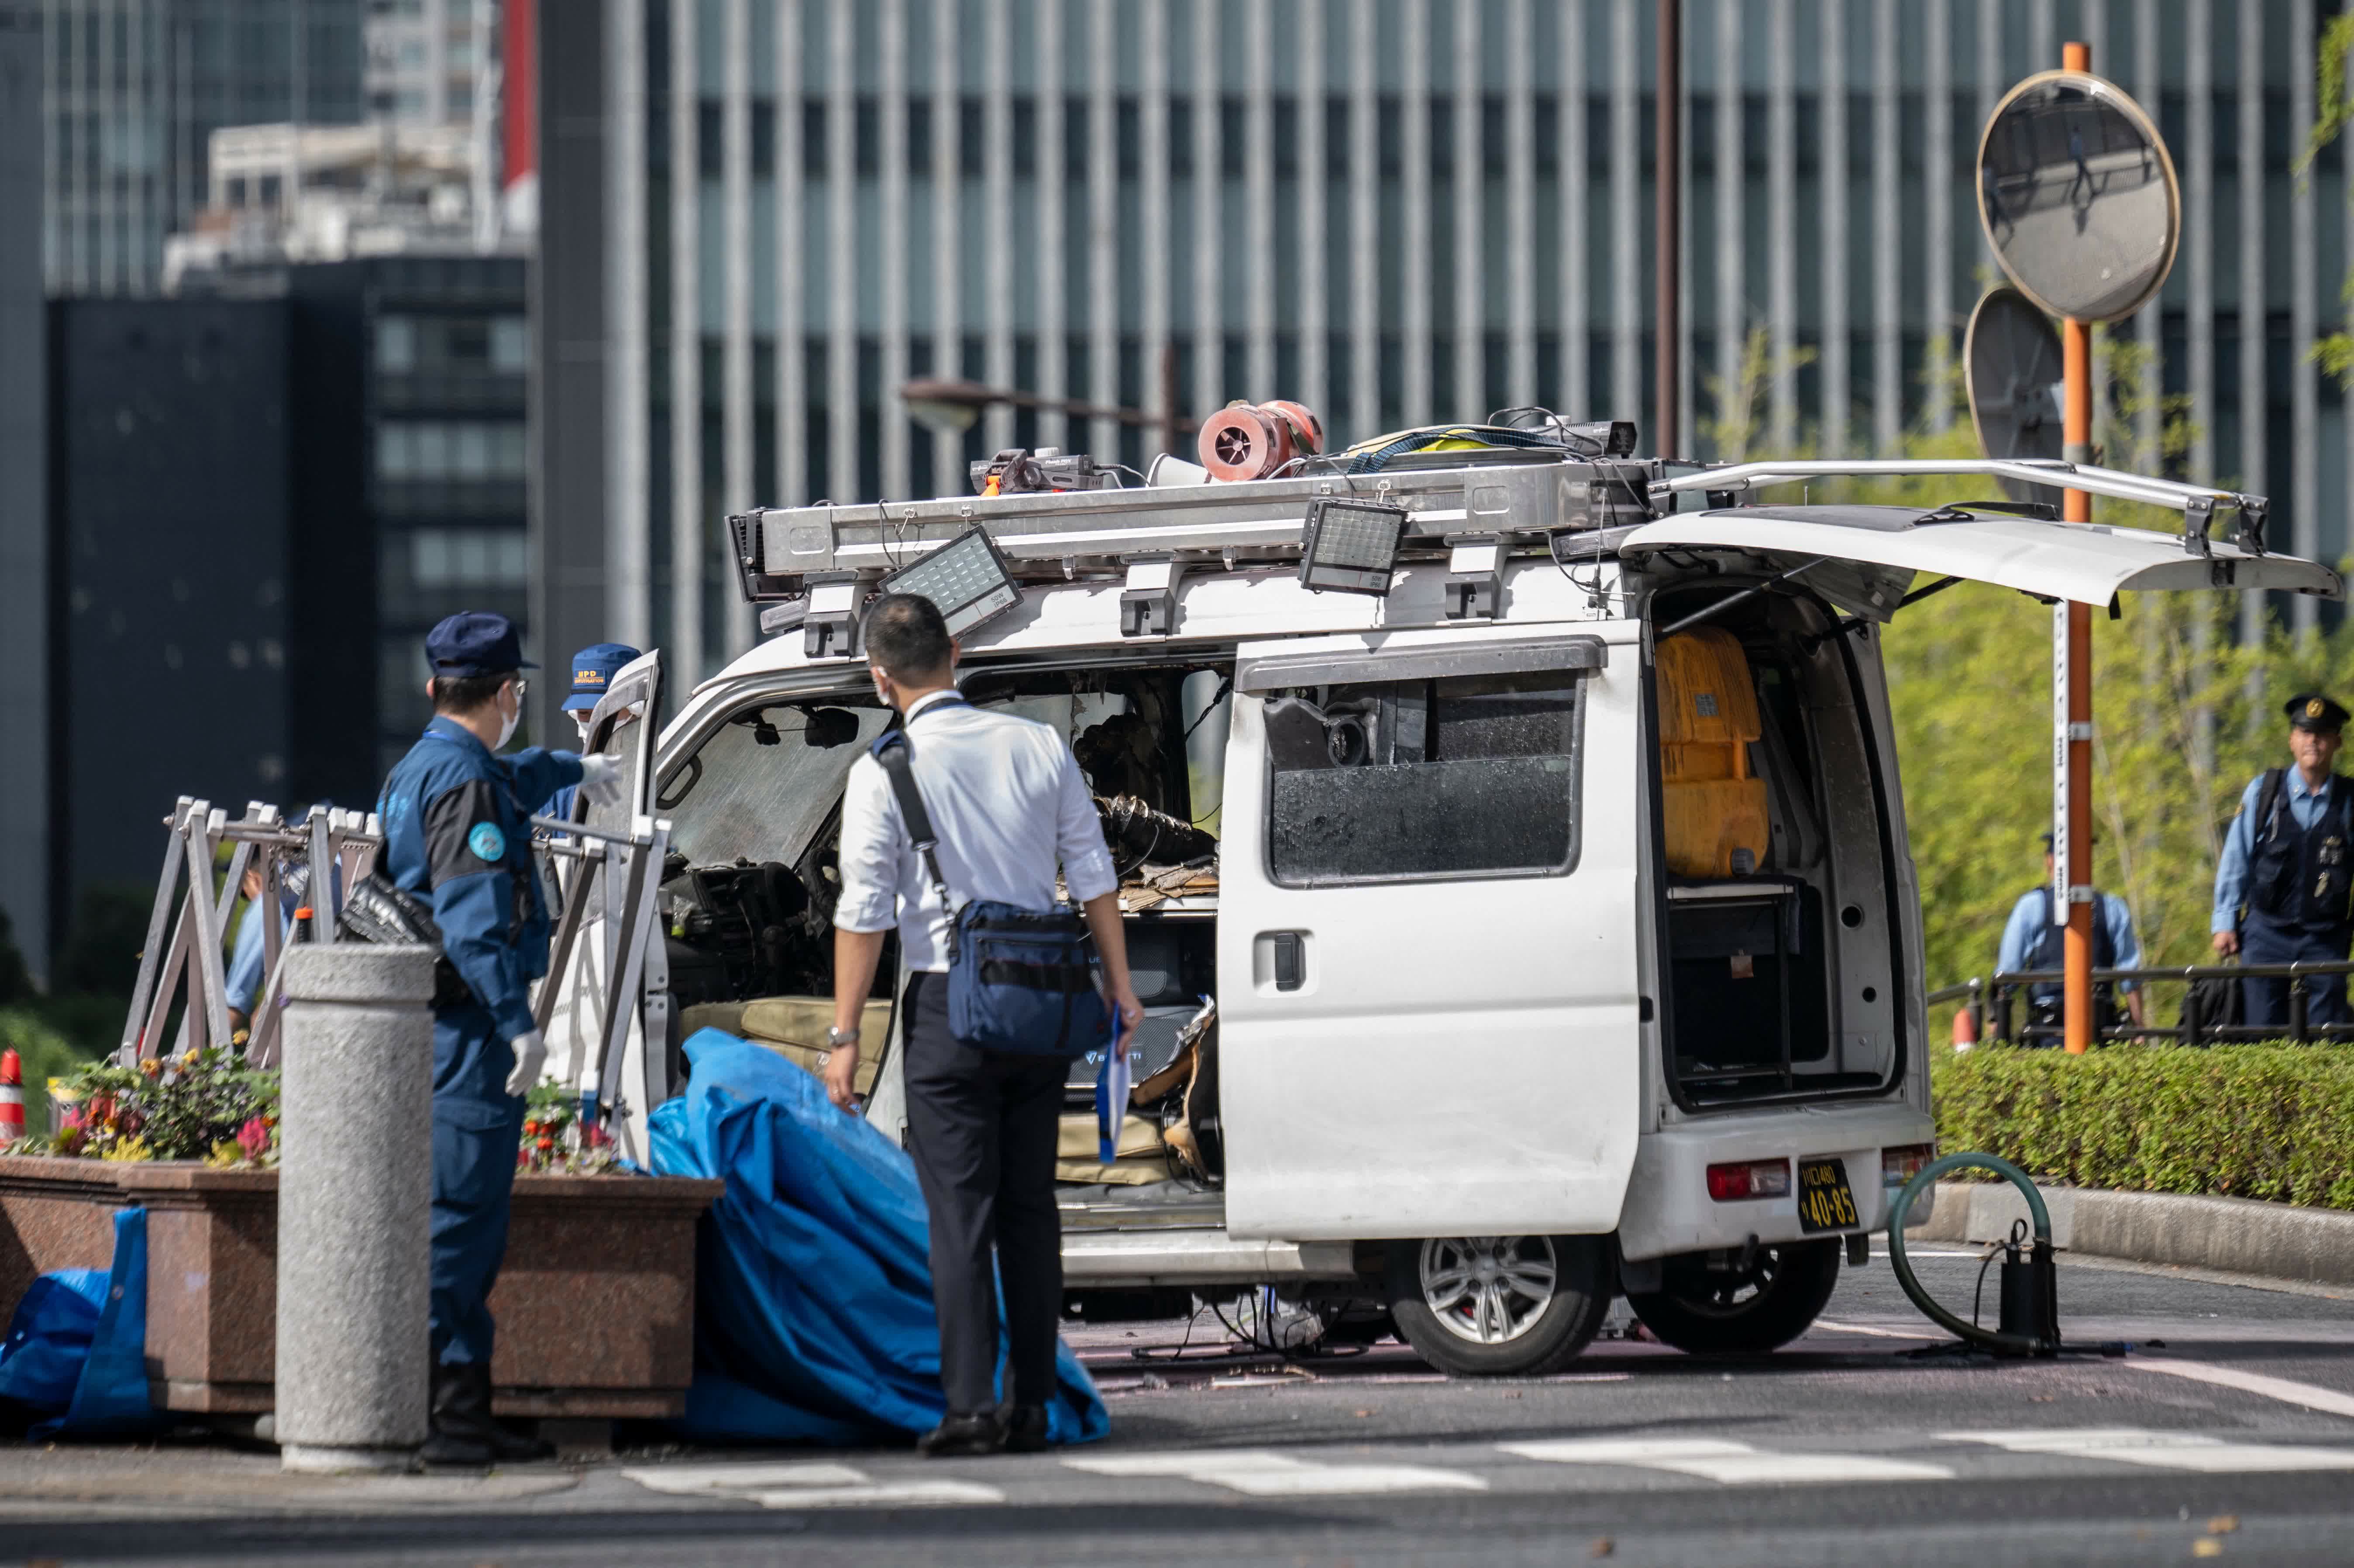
[577,753,626,808]
[504,1028,549,1098]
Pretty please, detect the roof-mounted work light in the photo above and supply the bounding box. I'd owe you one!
[880,526,1023,637]
[1298,497,1410,595]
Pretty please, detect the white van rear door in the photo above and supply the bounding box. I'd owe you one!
[1216,623,1644,1241]
[1618,504,2344,604]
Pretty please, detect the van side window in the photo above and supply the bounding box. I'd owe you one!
[1263,671,1583,886]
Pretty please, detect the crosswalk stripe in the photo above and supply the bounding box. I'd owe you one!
[1499,1437,1954,1484]
[620,1461,869,1494]
[748,1481,1007,1508]
[1942,1427,2354,1473]
[1066,1448,1489,1496]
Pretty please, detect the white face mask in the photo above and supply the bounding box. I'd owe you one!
[496,684,521,750]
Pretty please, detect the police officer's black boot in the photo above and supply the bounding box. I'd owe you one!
[420,1363,554,1467]
[420,1362,496,1468]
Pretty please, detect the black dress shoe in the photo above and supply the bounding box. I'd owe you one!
[1000,1403,1050,1454]
[917,1410,1006,1458]
[419,1429,497,1468]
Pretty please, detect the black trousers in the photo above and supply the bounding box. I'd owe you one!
[901,969,1068,1416]
[2238,914,2353,1030]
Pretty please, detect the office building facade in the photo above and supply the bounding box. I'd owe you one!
[39,0,364,296]
[543,0,2350,692]
[2,2,48,976]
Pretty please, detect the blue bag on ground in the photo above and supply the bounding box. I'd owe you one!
[648,1028,1109,1446]
[0,1208,165,1439]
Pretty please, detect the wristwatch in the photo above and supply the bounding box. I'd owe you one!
[825,1025,862,1049]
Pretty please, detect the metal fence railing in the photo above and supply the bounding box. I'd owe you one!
[1926,961,2354,1049]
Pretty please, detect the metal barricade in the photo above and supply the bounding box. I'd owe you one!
[1928,962,2354,1049]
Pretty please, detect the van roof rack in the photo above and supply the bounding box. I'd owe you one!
[729,454,1657,605]
[729,451,2272,646]
[1650,458,2268,559]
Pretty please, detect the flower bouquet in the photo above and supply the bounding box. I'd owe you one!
[18,1050,279,1166]
[517,1080,619,1175]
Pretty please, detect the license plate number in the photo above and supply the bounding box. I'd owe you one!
[1796,1158,1858,1233]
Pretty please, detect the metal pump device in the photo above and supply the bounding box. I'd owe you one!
[1885,1152,2075,1358]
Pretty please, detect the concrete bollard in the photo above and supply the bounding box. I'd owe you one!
[275,943,437,1473]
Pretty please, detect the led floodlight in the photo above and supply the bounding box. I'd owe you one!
[881,526,1023,636]
[1298,497,1411,595]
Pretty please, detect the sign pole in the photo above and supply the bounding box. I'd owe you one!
[2058,39,2096,1054]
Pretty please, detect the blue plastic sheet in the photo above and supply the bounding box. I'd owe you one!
[648,1029,1109,1447]
[0,1208,164,1439]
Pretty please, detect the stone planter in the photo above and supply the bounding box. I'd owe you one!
[0,1157,722,1419]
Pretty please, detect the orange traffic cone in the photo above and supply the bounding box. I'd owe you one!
[0,1049,24,1145]
[1952,1006,1979,1052]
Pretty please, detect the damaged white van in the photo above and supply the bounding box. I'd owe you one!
[551,441,2333,1377]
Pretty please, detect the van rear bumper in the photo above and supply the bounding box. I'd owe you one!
[1614,1102,1938,1263]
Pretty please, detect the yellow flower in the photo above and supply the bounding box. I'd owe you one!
[100,1136,152,1163]
[203,1140,244,1169]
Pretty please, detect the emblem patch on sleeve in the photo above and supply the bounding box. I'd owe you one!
[467,822,507,863]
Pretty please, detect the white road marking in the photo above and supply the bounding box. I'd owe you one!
[1067,1448,1488,1496]
[1812,1317,1936,1341]
[749,1481,1006,1508]
[622,1461,1004,1509]
[620,1461,870,1495]
[1943,1427,2354,1473]
[1500,1437,1953,1484]
[2129,1357,2354,1420]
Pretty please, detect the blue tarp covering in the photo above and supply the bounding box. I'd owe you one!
[0,1207,164,1439]
[649,1028,1109,1446]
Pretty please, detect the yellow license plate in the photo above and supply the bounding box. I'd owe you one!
[1796,1158,1858,1233]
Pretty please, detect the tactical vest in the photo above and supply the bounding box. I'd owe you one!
[2247,772,2354,933]
[2020,886,2119,1014]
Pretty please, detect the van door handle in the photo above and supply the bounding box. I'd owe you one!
[1264,931,1307,991]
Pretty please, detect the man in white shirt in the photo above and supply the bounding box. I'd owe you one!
[827,593,1143,1458]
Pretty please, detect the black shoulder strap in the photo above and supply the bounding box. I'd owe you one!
[2254,766,2288,842]
[871,732,960,959]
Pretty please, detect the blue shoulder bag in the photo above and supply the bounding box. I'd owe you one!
[871,724,1114,1059]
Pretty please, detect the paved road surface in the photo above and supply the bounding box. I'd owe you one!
[10,1245,2354,1565]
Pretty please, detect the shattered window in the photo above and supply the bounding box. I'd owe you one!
[1265,670,1583,886]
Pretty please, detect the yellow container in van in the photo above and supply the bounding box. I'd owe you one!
[1655,628,1769,877]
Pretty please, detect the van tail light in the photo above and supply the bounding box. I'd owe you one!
[1705,1158,1792,1201]
[1882,1142,1936,1189]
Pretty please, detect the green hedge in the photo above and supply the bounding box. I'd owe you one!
[1931,1045,2354,1211]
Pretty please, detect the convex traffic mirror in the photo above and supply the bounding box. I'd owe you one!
[1978,69,2178,322]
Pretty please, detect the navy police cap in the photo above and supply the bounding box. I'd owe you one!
[564,642,643,712]
[2286,693,2350,733]
[425,611,537,679]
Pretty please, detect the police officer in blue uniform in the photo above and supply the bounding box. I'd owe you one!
[547,642,641,823]
[2213,693,2354,1031]
[377,612,621,1466]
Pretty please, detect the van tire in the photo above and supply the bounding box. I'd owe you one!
[1624,1239,1841,1355]
[1383,1235,1611,1378]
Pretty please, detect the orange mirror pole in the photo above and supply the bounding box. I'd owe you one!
[2061,39,2096,1054]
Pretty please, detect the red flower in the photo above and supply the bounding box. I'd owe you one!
[236,1117,270,1162]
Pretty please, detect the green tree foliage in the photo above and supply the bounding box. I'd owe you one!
[1736,324,2347,1011]
[1933,1044,2354,1209]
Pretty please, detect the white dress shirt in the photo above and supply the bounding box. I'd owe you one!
[834,688,1120,973]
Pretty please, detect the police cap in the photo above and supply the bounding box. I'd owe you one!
[2285,693,2350,733]
[425,611,537,679]
[563,643,644,712]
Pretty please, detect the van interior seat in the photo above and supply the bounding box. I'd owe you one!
[678,995,893,1096]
